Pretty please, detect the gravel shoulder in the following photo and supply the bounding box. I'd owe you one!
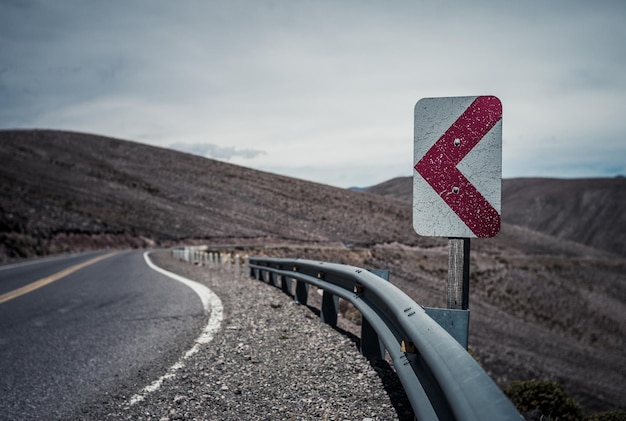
[72,250,411,420]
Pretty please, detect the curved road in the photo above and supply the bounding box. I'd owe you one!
[0,250,207,420]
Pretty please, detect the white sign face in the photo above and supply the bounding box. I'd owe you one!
[413,96,502,238]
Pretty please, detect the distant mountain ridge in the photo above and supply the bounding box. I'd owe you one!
[366,175,626,257]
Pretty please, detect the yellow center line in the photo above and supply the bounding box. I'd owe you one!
[0,252,117,304]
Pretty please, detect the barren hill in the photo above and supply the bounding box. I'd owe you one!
[366,175,626,257]
[1,129,624,414]
[0,129,433,259]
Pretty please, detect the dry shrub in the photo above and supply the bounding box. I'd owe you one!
[503,379,583,420]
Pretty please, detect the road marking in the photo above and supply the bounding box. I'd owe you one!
[0,252,117,304]
[129,252,224,405]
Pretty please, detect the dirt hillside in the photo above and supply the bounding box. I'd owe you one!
[366,175,626,257]
[0,129,432,259]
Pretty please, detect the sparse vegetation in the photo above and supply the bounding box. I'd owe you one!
[504,380,626,421]
[504,379,584,420]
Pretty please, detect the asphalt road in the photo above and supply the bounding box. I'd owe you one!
[0,250,206,420]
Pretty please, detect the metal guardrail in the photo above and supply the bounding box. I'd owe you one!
[248,256,521,421]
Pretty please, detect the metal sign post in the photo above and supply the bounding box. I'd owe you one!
[448,237,470,310]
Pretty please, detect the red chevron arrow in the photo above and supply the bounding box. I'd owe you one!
[414,96,502,238]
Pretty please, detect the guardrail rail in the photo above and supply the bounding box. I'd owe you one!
[248,256,521,421]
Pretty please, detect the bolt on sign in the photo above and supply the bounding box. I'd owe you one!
[413,96,502,238]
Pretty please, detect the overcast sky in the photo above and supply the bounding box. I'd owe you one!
[1,0,625,188]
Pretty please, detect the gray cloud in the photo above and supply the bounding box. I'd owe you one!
[169,142,265,161]
[0,0,625,187]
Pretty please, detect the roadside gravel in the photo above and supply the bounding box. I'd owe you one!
[75,250,412,420]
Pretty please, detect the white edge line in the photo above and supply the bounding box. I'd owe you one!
[128,251,224,405]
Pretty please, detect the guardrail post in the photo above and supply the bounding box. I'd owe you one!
[234,255,240,277]
[269,271,278,287]
[361,270,389,359]
[321,290,339,327]
[280,275,292,296]
[295,280,308,305]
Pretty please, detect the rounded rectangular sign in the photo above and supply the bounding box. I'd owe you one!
[413,96,502,238]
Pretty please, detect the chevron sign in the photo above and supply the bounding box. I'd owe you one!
[413,96,502,238]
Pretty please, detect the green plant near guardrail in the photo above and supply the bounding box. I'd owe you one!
[504,379,626,420]
[503,379,583,420]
